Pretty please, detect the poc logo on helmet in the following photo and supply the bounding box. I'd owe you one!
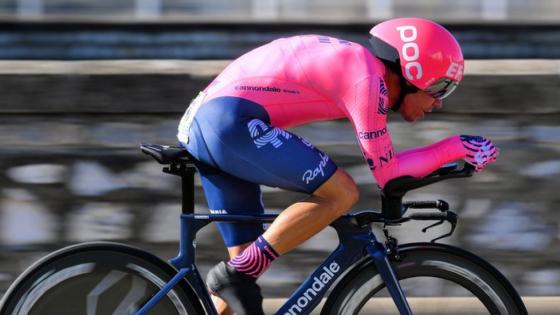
[396,25,423,81]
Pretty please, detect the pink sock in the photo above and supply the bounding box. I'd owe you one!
[228,236,279,278]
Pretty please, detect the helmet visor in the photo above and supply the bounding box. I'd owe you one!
[424,78,459,100]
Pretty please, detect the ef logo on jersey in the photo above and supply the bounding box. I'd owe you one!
[248,119,292,149]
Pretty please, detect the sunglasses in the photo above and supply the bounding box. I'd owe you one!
[402,77,459,100]
[424,78,459,100]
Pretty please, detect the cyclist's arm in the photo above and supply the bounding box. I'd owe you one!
[344,76,467,188]
[390,135,467,178]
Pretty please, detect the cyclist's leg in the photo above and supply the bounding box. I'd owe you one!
[185,114,267,314]
[182,96,359,313]
[194,161,266,247]
[214,243,251,315]
[190,96,359,255]
[191,162,264,315]
[263,168,358,254]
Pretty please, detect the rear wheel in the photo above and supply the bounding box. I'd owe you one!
[0,242,203,315]
[322,244,527,315]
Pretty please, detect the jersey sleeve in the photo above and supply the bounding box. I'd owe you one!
[343,76,468,188]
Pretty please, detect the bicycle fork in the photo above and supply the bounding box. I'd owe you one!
[366,241,414,315]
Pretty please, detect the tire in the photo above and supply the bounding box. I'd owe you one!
[322,243,527,315]
[0,242,204,315]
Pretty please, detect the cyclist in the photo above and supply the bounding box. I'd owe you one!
[177,17,497,315]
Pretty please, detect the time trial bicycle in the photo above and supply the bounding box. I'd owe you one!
[0,143,528,315]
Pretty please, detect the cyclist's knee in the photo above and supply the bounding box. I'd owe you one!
[336,170,360,210]
[315,169,359,214]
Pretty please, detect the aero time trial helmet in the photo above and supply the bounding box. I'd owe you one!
[369,17,464,100]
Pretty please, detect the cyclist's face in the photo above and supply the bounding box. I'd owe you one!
[399,91,442,122]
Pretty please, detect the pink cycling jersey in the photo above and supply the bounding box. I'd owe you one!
[203,35,467,187]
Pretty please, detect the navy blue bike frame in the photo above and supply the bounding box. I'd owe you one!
[135,213,413,315]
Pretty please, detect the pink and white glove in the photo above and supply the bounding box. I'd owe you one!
[460,135,498,172]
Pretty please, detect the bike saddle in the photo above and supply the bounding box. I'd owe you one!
[140,143,194,164]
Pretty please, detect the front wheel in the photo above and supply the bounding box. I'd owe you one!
[322,243,527,315]
[0,242,203,315]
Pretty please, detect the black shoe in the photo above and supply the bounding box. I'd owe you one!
[206,261,265,315]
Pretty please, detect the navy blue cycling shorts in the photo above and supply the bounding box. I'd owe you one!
[180,96,338,247]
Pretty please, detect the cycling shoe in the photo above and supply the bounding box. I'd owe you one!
[206,261,265,315]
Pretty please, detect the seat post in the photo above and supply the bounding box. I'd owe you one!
[181,163,195,215]
[164,160,196,215]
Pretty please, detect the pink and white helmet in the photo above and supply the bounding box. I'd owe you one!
[370,18,464,99]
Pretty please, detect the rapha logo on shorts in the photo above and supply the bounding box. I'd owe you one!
[302,153,330,184]
[248,119,292,148]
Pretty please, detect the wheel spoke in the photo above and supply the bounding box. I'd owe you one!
[87,270,127,315]
[111,276,147,315]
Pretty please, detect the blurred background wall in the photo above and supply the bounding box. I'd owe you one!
[0,0,559,298]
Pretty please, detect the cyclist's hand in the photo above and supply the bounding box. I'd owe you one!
[460,135,498,172]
